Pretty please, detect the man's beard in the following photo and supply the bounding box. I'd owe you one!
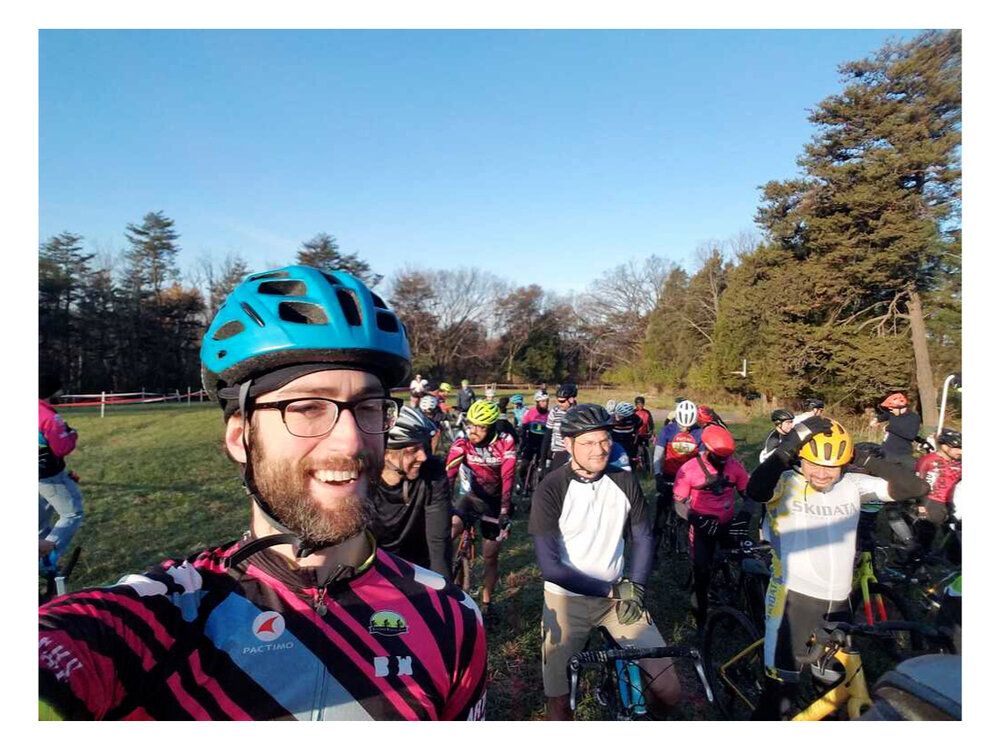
[248,434,378,548]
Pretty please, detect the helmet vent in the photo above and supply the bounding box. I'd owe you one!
[370,292,388,309]
[336,289,363,326]
[278,301,330,325]
[376,311,400,333]
[240,302,266,327]
[320,271,343,286]
[212,320,245,341]
[257,280,307,296]
[248,271,289,282]
[217,350,227,359]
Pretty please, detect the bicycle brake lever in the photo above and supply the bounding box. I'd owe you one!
[693,653,715,704]
[568,661,580,712]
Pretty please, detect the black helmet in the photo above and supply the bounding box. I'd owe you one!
[386,406,437,449]
[560,403,613,438]
[556,383,578,399]
[771,409,794,423]
[938,428,962,449]
[634,396,645,405]
[805,398,825,410]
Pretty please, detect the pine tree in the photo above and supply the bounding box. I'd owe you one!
[750,30,960,418]
[123,210,181,300]
[39,232,94,388]
[296,233,382,287]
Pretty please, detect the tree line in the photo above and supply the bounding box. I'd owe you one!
[39,30,960,424]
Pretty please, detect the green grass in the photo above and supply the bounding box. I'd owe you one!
[60,404,247,587]
[56,404,902,720]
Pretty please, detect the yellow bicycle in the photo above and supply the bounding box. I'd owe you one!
[705,620,950,720]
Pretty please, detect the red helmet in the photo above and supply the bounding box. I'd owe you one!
[696,405,714,425]
[880,392,908,409]
[701,425,735,458]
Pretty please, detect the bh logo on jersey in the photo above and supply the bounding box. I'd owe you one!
[252,611,286,642]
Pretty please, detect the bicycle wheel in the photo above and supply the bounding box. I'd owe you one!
[665,515,691,583]
[639,443,652,478]
[702,607,764,720]
[452,555,472,593]
[522,458,539,509]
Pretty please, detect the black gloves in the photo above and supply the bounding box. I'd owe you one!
[728,511,751,542]
[772,416,833,466]
[692,513,720,537]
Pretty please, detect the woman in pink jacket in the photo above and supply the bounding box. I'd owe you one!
[38,373,83,562]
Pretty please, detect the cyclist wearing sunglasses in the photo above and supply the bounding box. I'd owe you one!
[39,266,486,721]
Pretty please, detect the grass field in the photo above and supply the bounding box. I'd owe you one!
[48,396,812,720]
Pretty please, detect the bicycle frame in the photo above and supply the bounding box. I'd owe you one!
[792,647,872,720]
[717,636,765,712]
[717,635,872,720]
[853,551,888,625]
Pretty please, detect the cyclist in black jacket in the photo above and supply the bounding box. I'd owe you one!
[370,406,453,579]
[870,392,922,470]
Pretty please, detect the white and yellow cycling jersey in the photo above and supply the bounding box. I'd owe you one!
[764,469,892,601]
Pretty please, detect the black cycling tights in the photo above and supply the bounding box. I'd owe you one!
[688,514,733,629]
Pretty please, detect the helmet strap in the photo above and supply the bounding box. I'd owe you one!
[383,451,408,479]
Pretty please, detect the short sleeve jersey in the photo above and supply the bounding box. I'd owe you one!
[528,465,648,597]
[764,470,891,601]
[655,423,702,477]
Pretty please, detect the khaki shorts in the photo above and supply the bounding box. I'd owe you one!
[540,589,667,697]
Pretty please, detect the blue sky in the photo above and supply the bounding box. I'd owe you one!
[40,29,921,295]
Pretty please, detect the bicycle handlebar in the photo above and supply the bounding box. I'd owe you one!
[568,645,714,712]
[722,541,772,556]
[797,619,953,665]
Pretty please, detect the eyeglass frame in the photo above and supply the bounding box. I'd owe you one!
[251,395,401,437]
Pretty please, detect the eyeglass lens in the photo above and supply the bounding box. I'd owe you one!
[283,398,398,437]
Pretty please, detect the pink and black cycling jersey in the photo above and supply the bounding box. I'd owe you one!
[916,453,962,505]
[445,433,516,514]
[521,407,549,436]
[39,540,487,720]
[673,453,750,524]
[39,399,78,479]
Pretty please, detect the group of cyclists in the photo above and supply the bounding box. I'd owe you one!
[38,265,962,721]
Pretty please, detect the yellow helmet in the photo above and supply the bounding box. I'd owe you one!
[799,420,853,467]
[439,382,453,393]
[466,400,500,426]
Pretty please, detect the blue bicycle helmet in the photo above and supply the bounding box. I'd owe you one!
[201,266,411,408]
[511,394,524,405]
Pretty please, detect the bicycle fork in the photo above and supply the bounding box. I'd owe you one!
[855,552,888,625]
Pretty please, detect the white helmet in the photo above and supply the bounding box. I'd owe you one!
[605,399,617,413]
[534,390,548,402]
[419,395,438,413]
[615,402,635,419]
[675,399,698,428]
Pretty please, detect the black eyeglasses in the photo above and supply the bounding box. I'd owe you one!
[253,396,400,437]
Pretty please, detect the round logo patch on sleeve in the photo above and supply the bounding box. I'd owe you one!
[252,611,286,642]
